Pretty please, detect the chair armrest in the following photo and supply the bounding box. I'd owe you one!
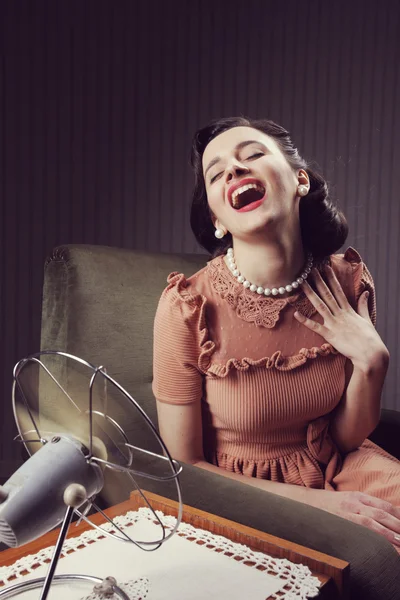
[368,408,400,459]
[142,463,400,600]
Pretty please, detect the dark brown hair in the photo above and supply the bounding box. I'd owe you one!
[190,116,348,264]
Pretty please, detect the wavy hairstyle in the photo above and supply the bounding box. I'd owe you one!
[190,116,348,264]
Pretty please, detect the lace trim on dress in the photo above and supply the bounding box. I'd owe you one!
[165,247,373,376]
[166,270,339,375]
[206,256,316,328]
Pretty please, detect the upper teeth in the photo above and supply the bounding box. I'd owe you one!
[231,183,264,205]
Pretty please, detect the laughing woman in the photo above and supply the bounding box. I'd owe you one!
[152,116,400,551]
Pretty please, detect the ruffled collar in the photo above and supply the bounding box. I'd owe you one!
[206,255,316,328]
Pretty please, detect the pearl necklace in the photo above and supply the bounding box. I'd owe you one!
[226,248,313,296]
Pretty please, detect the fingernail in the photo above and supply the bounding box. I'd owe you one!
[394,534,400,544]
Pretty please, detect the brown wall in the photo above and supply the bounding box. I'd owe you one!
[1,0,399,477]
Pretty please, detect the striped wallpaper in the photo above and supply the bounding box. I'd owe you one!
[1,0,399,477]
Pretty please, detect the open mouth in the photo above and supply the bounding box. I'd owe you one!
[230,183,266,210]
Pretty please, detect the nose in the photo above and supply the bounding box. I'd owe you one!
[225,160,250,182]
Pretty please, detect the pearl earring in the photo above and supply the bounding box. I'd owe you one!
[214,227,226,239]
[297,185,308,197]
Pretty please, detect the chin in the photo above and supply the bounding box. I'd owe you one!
[234,212,285,241]
[248,213,277,232]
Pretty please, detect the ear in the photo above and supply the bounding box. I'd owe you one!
[213,218,222,230]
[297,169,310,187]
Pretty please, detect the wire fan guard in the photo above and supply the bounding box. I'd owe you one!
[0,350,183,599]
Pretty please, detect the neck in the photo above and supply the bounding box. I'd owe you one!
[226,231,306,289]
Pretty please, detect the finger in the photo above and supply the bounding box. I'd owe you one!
[311,269,340,314]
[301,280,333,320]
[324,266,351,310]
[348,513,400,547]
[359,493,400,521]
[362,505,400,536]
[357,291,373,323]
[293,311,327,336]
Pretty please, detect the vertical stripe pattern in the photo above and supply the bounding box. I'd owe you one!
[1,0,399,478]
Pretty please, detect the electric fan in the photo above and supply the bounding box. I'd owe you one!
[0,351,183,599]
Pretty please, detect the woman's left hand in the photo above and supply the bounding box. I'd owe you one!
[294,266,388,372]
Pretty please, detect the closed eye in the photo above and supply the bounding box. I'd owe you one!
[210,171,223,184]
[209,152,264,184]
[247,152,264,160]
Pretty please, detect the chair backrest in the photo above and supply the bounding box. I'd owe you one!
[40,244,207,452]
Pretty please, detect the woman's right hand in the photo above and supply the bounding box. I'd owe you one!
[309,489,400,547]
[156,399,400,548]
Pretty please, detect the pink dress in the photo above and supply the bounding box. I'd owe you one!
[153,248,400,510]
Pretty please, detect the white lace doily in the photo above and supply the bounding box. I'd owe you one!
[0,508,321,599]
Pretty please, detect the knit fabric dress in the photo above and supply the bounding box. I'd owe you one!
[153,248,400,512]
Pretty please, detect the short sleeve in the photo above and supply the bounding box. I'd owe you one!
[344,247,377,327]
[152,272,213,405]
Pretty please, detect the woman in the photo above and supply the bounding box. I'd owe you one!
[153,116,400,550]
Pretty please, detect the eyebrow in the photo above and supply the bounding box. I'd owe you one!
[204,140,266,178]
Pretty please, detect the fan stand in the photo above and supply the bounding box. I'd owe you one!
[0,483,129,600]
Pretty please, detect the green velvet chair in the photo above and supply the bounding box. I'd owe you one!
[40,244,400,600]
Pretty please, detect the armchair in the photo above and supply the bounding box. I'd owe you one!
[40,244,400,600]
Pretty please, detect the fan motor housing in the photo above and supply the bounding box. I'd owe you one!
[0,435,104,547]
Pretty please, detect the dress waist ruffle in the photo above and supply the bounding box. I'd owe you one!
[210,416,343,489]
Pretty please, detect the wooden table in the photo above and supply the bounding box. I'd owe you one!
[0,491,349,599]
